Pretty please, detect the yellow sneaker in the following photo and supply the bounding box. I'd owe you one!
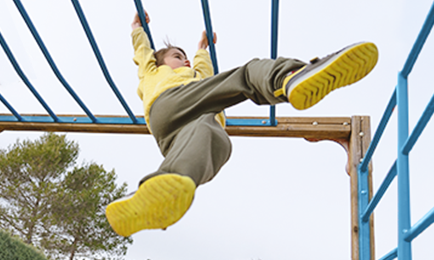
[283,42,378,110]
[106,174,196,237]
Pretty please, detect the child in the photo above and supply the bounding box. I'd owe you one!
[105,11,378,237]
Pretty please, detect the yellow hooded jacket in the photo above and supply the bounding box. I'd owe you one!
[132,27,226,133]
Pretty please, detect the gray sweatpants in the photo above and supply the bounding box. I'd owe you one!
[139,57,306,187]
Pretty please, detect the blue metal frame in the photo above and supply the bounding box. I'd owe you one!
[200,0,219,75]
[0,114,146,124]
[198,0,279,126]
[0,95,22,121]
[269,0,279,126]
[358,163,371,260]
[402,92,434,154]
[71,0,138,123]
[361,162,397,223]
[13,0,97,123]
[396,72,412,260]
[0,113,269,126]
[404,207,434,242]
[380,249,398,260]
[133,0,155,50]
[4,1,434,257]
[0,31,58,122]
[359,90,396,172]
[0,0,282,127]
[357,2,434,259]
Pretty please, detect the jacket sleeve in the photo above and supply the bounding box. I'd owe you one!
[132,27,157,79]
[193,49,214,79]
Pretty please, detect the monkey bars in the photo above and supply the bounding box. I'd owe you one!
[12,0,434,259]
[356,2,434,260]
[1,0,281,127]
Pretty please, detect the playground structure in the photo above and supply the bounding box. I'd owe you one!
[0,0,433,259]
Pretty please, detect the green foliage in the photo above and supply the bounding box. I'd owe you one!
[0,229,47,260]
[0,133,78,245]
[0,133,132,260]
[42,164,132,260]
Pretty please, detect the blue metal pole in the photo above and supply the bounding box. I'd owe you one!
[380,248,398,260]
[358,164,371,260]
[269,0,279,126]
[200,0,219,74]
[13,0,97,122]
[270,0,279,60]
[401,2,434,77]
[0,94,22,121]
[133,0,155,50]
[71,0,138,123]
[396,72,412,260]
[360,90,396,172]
[402,91,434,155]
[404,206,434,242]
[362,161,397,223]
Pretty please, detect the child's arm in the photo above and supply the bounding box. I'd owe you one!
[194,31,217,78]
[131,11,157,81]
[196,31,226,127]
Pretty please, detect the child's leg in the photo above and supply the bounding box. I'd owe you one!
[149,42,378,137]
[106,113,231,236]
[140,113,231,186]
[148,57,306,139]
[106,42,378,236]
[106,55,292,234]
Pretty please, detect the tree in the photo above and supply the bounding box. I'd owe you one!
[43,163,132,260]
[0,133,78,245]
[0,133,132,259]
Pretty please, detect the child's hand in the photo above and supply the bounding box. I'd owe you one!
[131,11,150,30]
[198,31,217,50]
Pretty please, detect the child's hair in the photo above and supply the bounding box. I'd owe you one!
[155,42,188,67]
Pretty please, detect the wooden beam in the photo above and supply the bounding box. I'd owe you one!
[0,113,374,259]
[348,116,375,260]
[0,114,351,139]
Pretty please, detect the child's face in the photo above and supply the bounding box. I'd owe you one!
[163,49,190,70]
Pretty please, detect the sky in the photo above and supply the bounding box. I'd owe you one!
[1,0,434,259]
